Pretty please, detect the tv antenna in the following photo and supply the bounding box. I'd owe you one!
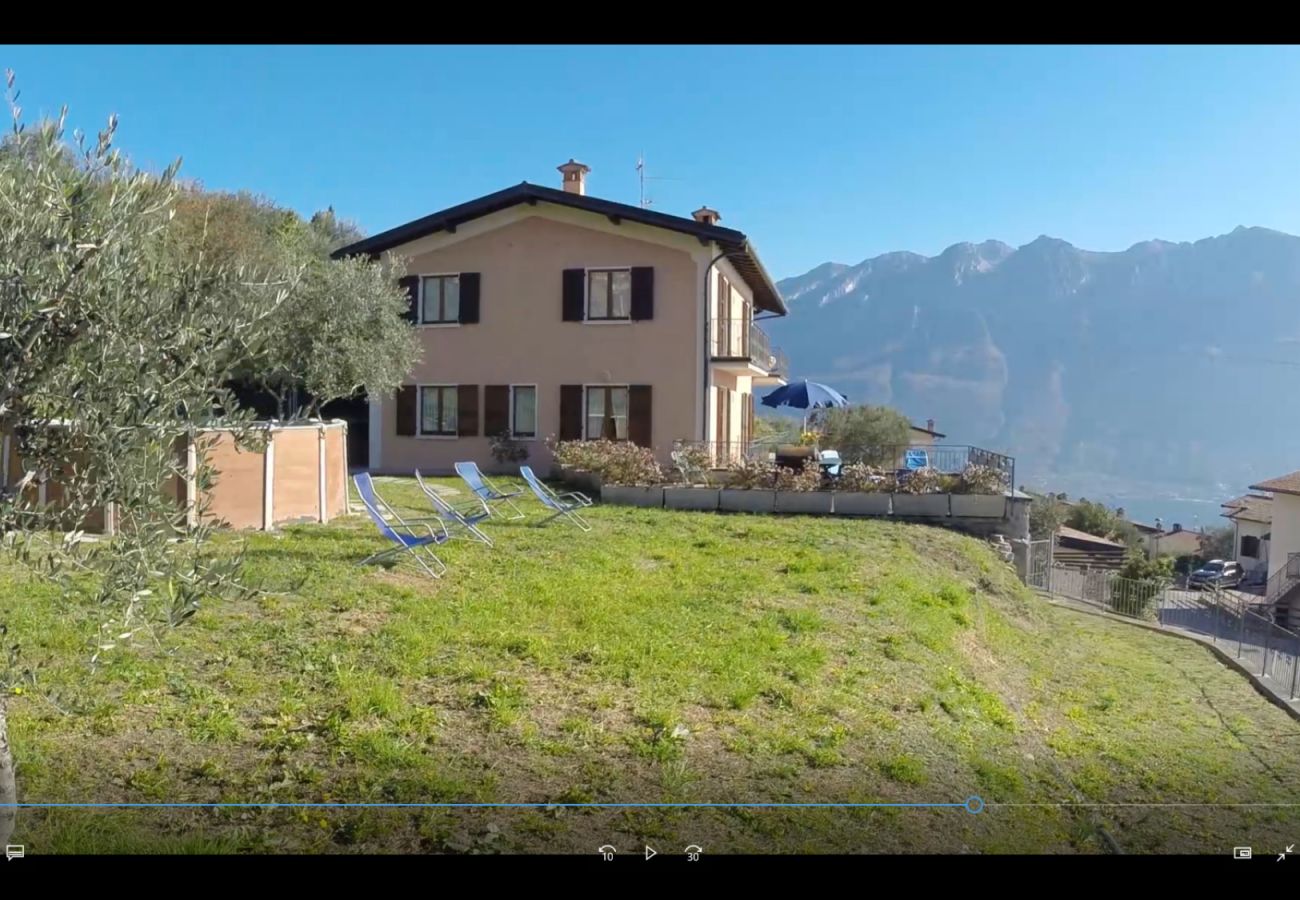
[636,152,683,209]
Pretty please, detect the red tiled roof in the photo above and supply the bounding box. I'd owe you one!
[1250,471,1300,496]
[1224,494,1272,524]
[1056,525,1126,549]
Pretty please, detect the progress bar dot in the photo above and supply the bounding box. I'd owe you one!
[965,796,985,814]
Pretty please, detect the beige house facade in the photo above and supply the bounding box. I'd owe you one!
[335,162,787,475]
[1249,472,1300,580]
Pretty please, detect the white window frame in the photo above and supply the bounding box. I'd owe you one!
[417,384,459,439]
[419,273,462,328]
[583,266,633,324]
[583,383,630,441]
[508,383,538,441]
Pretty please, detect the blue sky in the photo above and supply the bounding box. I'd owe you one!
[4,44,1300,277]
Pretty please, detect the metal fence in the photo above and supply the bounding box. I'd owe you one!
[1034,564,1300,701]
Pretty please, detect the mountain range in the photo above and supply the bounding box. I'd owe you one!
[768,226,1300,514]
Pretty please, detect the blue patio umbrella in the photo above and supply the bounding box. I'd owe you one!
[760,380,849,432]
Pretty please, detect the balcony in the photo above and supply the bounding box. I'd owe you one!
[709,317,787,381]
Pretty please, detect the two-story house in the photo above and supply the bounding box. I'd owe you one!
[333,160,787,475]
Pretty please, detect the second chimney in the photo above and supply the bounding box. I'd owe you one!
[692,206,721,226]
[558,159,590,196]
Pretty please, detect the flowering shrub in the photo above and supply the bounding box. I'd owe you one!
[797,430,819,446]
[956,463,1007,495]
[550,439,663,486]
[895,465,945,494]
[727,456,778,489]
[775,458,824,492]
[837,462,891,493]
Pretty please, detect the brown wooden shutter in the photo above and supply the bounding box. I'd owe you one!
[458,272,480,323]
[484,385,509,437]
[562,269,585,321]
[559,385,583,440]
[457,385,479,437]
[399,276,419,323]
[630,266,654,320]
[629,385,652,448]
[395,385,417,436]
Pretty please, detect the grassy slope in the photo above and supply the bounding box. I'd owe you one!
[4,475,1300,854]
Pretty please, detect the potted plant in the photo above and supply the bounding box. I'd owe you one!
[718,456,778,514]
[489,430,530,473]
[891,466,950,517]
[832,462,892,516]
[949,463,1008,518]
[598,443,666,508]
[549,437,604,495]
[774,459,832,515]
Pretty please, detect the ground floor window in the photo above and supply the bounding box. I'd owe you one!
[420,385,457,436]
[585,386,628,440]
[511,385,537,438]
[1241,535,1260,559]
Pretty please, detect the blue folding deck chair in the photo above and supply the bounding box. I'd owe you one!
[454,461,526,520]
[414,469,494,546]
[519,465,592,531]
[353,472,450,578]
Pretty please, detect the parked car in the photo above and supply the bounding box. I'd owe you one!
[1188,559,1244,590]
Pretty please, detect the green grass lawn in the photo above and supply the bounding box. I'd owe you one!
[4,474,1300,854]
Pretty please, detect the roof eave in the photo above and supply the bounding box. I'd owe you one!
[332,183,788,315]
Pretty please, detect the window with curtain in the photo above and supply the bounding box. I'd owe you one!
[586,269,631,320]
[421,275,460,324]
[585,386,629,440]
[419,385,458,435]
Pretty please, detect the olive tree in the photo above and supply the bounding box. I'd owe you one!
[817,404,913,465]
[0,76,294,845]
[171,190,420,420]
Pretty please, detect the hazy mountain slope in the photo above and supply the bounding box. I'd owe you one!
[768,227,1300,503]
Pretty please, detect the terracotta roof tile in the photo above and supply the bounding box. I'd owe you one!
[1250,470,1300,496]
[1224,494,1272,524]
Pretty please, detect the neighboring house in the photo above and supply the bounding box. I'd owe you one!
[908,419,945,447]
[1221,493,1272,578]
[1054,525,1127,571]
[1149,525,1204,560]
[1126,519,1162,556]
[333,160,787,474]
[1248,471,1300,580]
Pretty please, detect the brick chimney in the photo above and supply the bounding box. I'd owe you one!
[926,418,936,433]
[692,206,721,225]
[558,159,590,196]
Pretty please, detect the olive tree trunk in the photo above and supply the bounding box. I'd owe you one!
[0,699,15,846]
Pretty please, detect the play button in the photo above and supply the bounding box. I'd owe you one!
[645,845,657,860]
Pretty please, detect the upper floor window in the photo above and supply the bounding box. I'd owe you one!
[587,269,631,321]
[420,385,458,436]
[421,275,460,324]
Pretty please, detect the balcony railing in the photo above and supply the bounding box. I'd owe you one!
[709,318,786,377]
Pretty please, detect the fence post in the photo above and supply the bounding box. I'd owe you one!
[1261,625,1271,678]
[1291,648,1300,701]
[1238,600,1247,659]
